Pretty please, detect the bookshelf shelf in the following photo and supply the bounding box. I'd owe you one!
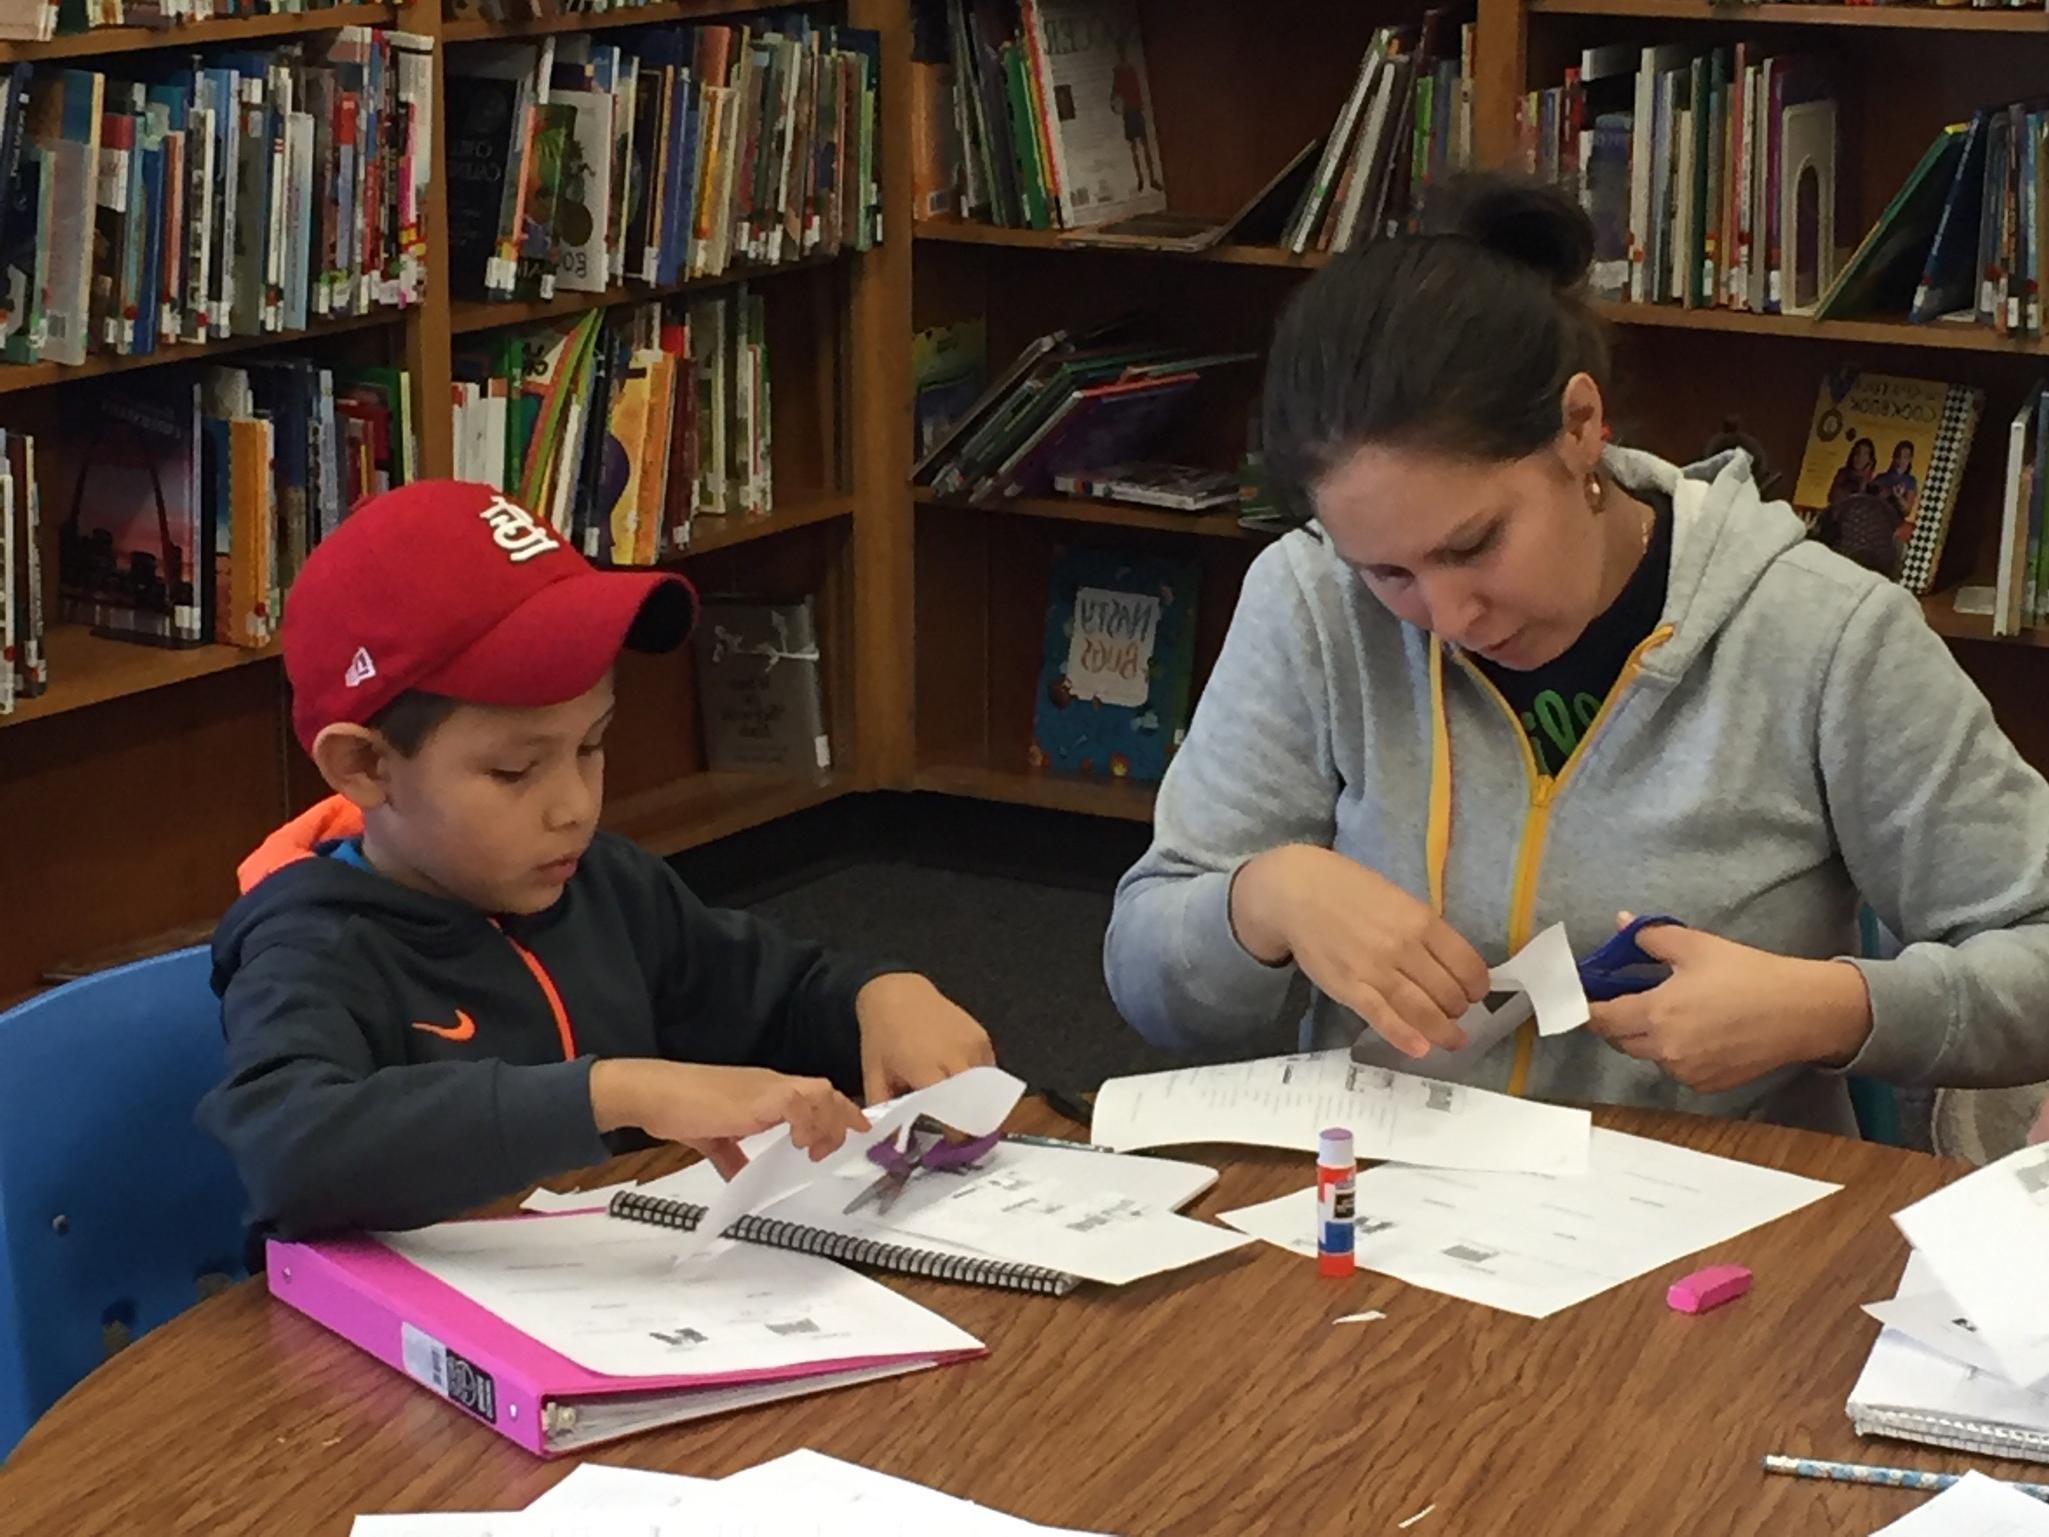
[0,309,402,397]
[446,251,844,335]
[912,218,1330,269]
[1525,0,2049,30]
[441,0,827,44]
[1921,594,2049,648]
[672,496,854,557]
[2,627,278,731]
[1595,300,2047,353]
[604,768,851,855]
[0,3,399,63]
[912,486,1257,540]
[912,763,1156,823]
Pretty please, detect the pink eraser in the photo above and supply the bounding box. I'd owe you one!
[1667,1263,1753,1314]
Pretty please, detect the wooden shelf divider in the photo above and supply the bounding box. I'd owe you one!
[912,486,1257,540]
[0,2,398,62]
[2,628,279,731]
[911,764,1157,823]
[447,251,844,334]
[441,0,829,44]
[1527,0,2049,29]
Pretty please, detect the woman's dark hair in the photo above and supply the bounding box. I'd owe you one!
[368,689,460,756]
[1261,171,1611,520]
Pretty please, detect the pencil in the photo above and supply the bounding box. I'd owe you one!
[1761,1454,2049,1502]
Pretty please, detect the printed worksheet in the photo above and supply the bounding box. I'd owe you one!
[1869,1472,2049,1535]
[1217,1128,1838,1317]
[1347,922,1592,1078]
[1893,1143,2049,1390]
[525,1466,716,1515]
[1091,1050,1591,1175]
[375,1212,981,1378]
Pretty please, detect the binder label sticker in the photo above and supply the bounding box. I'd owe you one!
[401,1322,498,1424]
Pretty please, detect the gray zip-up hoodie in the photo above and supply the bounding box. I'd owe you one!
[1105,446,2049,1133]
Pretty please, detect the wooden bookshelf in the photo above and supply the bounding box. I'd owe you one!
[912,763,1156,823]
[0,310,400,396]
[446,251,845,334]
[0,3,399,62]
[1,627,278,730]
[671,496,855,556]
[604,769,852,854]
[1597,301,2049,354]
[912,486,1257,540]
[1526,0,2049,30]
[913,218,1331,269]
[441,0,826,43]
[1922,593,2049,649]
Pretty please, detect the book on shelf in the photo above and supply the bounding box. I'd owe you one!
[912,320,1254,507]
[451,283,771,564]
[2,0,378,49]
[691,593,830,775]
[1286,12,1472,257]
[0,27,430,370]
[0,427,43,715]
[1055,137,1319,254]
[1790,368,1983,598]
[1051,460,1238,511]
[1991,382,2049,638]
[1029,543,1197,785]
[444,17,881,306]
[911,316,986,456]
[48,358,412,657]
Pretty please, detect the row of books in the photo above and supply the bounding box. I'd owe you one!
[1,430,45,715]
[446,15,879,304]
[1824,104,2049,336]
[0,27,431,369]
[56,358,413,656]
[910,316,1253,508]
[451,285,770,565]
[1991,383,2049,636]
[933,0,1167,234]
[1,0,363,46]
[1522,44,1839,316]
[1284,12,1473,256]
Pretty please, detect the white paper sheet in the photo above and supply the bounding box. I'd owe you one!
[719,1450,1111,1535]
[1217,1128,1837,1317]
[678,1066,1028,1259]
[1863,1290,2010,1380]
[1893,1144,2049,1390]
[1347,922,1592,1077]
[1869,1472,2049,1535]
[375,1212,982,1378]
[525,1465,717,1515]
[520,1181,639,1214]
[1090,1050,1591,1175]
[352,1521,664,1537]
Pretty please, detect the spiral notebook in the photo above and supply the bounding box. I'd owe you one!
[608,1136,1227,1297]
[1850,1256,2049,1465]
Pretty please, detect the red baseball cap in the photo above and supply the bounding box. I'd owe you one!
[283,480,697,752]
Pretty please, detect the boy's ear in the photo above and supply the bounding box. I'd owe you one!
[310,723,396,810]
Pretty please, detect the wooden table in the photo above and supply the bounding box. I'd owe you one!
[0,1103,2030,1535]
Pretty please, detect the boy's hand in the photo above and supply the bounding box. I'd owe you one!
[855,973,997,1107]
[589,1059,870,1178]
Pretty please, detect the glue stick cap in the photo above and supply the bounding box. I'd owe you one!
[1318,1128,1353,1164]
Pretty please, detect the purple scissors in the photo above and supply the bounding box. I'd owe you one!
[842,1116,1002,1217]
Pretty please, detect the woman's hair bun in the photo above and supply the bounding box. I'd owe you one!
[1426,171,1594,291]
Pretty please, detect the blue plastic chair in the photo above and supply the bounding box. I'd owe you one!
[0,946,248,1461]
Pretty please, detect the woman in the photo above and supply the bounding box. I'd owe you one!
[1828,437,1878,509]
[1103,174,2049,1132]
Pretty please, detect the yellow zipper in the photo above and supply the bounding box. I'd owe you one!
[1450,625,1674,1096]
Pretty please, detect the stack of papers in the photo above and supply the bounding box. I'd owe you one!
[1218,1128,1839,1318]
[1891,1144,2049,1391]
[353,1450,1113,1535]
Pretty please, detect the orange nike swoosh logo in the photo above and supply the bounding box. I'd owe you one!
[412,1010,477,1042]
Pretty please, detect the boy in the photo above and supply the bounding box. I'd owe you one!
[197,480,996,1238]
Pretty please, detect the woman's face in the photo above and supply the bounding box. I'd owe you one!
[1891,444,1913,473]
[1313,441,1611,672]
[1851,440,1876,473]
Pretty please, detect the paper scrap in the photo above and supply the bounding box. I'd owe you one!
[519,1181,638,1214]
[1869,1471,2049,1535]
[1219,1128,1837,1318]
[1893,1144,2049,1390]
[1091,1050,1591,1175]
[1397,1505,1436,1530]
[1334,1310,1386,1326]
[1347,922,1590,1078]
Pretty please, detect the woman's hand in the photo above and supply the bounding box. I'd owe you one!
[1229,844,1492,1058]
[1584,913,1874,1094]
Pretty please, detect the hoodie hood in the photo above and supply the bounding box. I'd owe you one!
[1603,444,1810,684]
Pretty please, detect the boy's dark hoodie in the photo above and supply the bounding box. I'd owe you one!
[197,796,884,1239]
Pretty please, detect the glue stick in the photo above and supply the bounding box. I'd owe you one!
[1316,1127,1355,1278]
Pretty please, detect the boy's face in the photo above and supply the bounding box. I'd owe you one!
[365,673,616,915]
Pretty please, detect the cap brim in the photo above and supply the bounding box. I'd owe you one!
[421,569,698,709]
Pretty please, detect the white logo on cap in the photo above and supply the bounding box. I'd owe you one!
[344,647,377,688]
[479,493,563,564]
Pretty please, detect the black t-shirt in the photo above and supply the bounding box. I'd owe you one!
[1471,489,1672,779]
